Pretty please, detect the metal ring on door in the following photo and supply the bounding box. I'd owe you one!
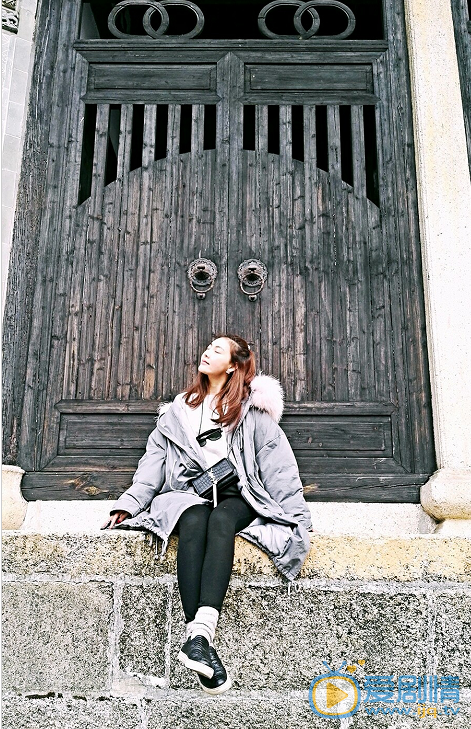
[237,259,268,301]
[187,258,218,299]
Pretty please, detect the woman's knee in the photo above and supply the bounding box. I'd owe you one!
[207,501,240,536]
[177,504,210,538]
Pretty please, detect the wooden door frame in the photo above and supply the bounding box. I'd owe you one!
[2,0,436,502]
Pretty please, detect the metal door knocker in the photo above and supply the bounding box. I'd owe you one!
[187,258,218,299]
[237,259,268,301]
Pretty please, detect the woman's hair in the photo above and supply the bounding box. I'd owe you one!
[183,333,256,430]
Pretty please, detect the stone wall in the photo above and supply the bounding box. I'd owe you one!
[2,531,471,728]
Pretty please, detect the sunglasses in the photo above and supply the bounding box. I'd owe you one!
[196,427,223,447]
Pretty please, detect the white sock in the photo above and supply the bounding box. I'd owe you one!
[190,606,219,646]
[185,620,196,641]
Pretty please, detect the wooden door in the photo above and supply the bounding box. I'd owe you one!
[3,0,436,501]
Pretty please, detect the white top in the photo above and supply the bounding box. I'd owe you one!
[183,393,229,467]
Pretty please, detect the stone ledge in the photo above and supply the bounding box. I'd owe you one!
[1,693,470,729]
[18,499,438,537]
[2,531,471,582]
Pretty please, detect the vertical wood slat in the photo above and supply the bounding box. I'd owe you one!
[16,0,80,468]
[326,105,348,400]
[109,105,134,399]
[279,105,294,399]
[49,53,88,413]
[62,61,95,401]
[227,57,247,341]
[303,105,321,400]
[130,105,157,398]
[350,104,375,400]
[144,153,167,399]
[371,53,407,472]
[160,104,181,399]
[184,104,205,388]
[256,105,272,375]
[76,103,110,400]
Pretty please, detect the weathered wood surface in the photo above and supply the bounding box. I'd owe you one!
[3,0,436,501]
[451,0,471,172]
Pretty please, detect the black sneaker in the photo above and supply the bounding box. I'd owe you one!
[178,635,214,679]
[197,645,232,695]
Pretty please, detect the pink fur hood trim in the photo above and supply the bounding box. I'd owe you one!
[156,372,284,423]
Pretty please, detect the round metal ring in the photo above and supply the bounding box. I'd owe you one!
[154,0,205,39]
[294,0,355,40]
[258,0,320,40]
[108,0,169,39]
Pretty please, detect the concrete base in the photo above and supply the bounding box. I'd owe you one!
[19,500,438,537]
[2,530,471,728]
[1,464,26,529]
[421,469,471,527]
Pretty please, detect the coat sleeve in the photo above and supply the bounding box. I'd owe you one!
[254,425,313,532]
[110,426,167,517]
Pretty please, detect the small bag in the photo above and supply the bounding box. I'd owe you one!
[191,457,239,505]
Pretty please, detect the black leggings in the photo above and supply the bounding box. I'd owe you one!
[175,495,257,623]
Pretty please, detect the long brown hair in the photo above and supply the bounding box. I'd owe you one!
[183,333,256,430]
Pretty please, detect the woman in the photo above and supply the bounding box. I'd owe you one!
[103,333,313,695]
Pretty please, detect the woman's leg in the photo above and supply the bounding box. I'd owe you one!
[198,496,257,612]
[176,503,212,623]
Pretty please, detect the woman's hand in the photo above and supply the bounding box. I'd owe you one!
[101,511,130,529]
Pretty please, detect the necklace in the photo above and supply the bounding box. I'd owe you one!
[196,396,223,446]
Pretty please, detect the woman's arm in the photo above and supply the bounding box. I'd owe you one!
[108,426,167,518]
[254,424,313,531]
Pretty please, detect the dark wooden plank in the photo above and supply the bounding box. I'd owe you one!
[226,54,247,339]
[327,105,349,401]
[76,103,110,399]
[107,104,134,399]
[247,64,373,92]
[83,91,221,104]
[74,40,388,65]
[160,104,182,399]
[9,0,80,470]
[129,107,156,398]
[41,52,89,466]
[451,0,471,171]
[90,63,217,90]
[241,92,379,105]
[20,473,425,502]
[279,104,295,399]
[256,105,272,375]
[303,105,321,400]
[350,104,375,401]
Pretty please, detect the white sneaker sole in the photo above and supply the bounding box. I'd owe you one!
[177,650,214,679]
[197,673,232,695]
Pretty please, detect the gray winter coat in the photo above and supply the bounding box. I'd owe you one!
[110,373,313,581]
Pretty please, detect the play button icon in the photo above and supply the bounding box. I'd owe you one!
[309,673,361,718]
[326,682,349,708]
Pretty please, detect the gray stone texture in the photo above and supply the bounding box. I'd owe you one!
[170,585,429,691]
[145,691,309,729]
[119,582,171,678]
[1,532,177,578]
[1,696,142,729]
[434,593,471,687]
[2,532,470,727]
[2,581,113,694]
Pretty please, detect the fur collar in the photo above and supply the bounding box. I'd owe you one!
[156,372,284,423]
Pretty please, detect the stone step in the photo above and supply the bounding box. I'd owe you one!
[19,499,438,536]
[2,531,470,728]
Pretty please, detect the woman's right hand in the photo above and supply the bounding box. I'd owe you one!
[101,511,130,529]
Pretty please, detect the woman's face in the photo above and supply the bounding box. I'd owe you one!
[198,337,235,377]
